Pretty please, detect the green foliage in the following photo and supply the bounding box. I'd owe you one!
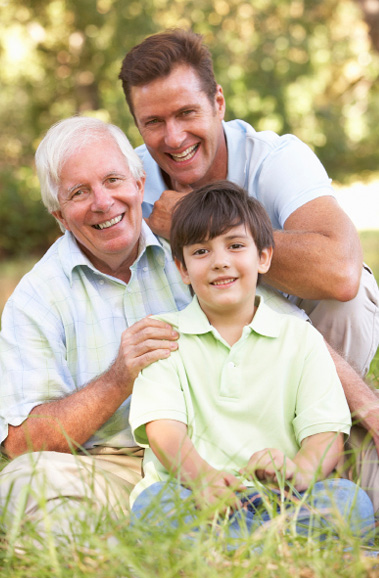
[0,168,60,259]
[0,0,379,257]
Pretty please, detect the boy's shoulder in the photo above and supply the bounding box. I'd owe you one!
[151,310,181,331]
[151,297,208,334]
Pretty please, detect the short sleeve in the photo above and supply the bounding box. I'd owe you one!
[130,351,188,446]
[253,135,334,229]
[292,325,352,444]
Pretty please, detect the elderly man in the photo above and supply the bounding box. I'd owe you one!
[0,116,191,545]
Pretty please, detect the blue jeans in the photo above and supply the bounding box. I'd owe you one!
[131,479,374,545]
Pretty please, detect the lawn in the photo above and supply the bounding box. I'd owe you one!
[0,233,378,576]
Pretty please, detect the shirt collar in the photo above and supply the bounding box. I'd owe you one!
[223,120,249,188]
[177,293,282,339]
[58,222,166,285]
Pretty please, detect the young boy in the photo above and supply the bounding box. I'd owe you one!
[129,181,373,540]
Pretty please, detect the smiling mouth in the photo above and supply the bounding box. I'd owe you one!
[169,144,199,162]
[93,214,124,230]
[211,278,237,286]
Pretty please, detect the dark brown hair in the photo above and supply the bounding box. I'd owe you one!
[170,181,274,269]
[119,29,218,118]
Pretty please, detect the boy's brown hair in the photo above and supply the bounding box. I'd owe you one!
[119,29,218,119]
[170,181,274,269]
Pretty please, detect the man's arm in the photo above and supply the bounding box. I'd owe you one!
[146,419,245,509]
[263,196,363,301]
[3,317,179,458]
[145,189,191,240]
[146,193,362,301]
[326,343,379,456]
[240,432,343,492]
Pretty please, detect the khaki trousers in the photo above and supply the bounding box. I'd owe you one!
[293,265,379,377]
[0,448,143,546]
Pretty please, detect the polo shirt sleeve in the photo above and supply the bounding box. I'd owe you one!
[0,281,75,444]
[292,324,352,445]
[252,135,334,230]
[130,351,188,447]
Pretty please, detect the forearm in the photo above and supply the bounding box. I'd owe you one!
[3,364,132,457]
[293,432,344,490]
[264,229,362,300]
[327,344,379,442]
[263,197,362,301]
[146,420,215,485]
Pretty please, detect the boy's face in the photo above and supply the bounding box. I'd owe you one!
[175,224,273,323]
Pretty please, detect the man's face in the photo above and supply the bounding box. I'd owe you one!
[131,65,227,191]
[53,137,145,275]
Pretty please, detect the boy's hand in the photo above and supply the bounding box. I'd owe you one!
[193,469,246,514]
[240,448,297,485]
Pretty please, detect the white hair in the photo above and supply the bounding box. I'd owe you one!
[35,116,144,216]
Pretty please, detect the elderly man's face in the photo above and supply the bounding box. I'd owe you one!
[131,65,227,192]
[53,136,145,275]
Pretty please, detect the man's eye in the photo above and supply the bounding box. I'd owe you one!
[146,119,160,127]
[70,189,90,202]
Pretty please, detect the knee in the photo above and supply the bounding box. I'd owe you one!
[316,479,374,534]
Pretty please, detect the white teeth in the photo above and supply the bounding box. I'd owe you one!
[212,278,236,286]
[94,215,123,230]
[170,144,198,162]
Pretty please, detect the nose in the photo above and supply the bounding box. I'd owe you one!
[90,186,113,213]
[164,119,185,150]
[212,249,230,270]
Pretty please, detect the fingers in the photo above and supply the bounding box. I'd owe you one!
[147,189,191,238]
[113,317,179,386]
[240,449,294,483]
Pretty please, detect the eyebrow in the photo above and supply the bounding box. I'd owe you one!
[63,171,129,196]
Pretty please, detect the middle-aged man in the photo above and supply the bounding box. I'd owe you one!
[0,115,192,546]
[118,29,379,506]
[119,28,379,380]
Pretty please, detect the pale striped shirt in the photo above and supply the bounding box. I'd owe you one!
[0,223,191,449]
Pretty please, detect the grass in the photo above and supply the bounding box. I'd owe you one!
[0,232,378,576]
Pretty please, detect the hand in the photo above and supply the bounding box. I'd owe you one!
[194,469,247,514]
[145,189,192,239]
[110,316,179,396]
[240,448,297,486]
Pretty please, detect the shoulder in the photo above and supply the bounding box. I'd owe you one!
[3,236,72,315]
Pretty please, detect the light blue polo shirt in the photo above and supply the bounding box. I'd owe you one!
[130,296,351,499]
[137,119,335,230]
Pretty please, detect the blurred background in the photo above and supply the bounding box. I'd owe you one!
[0,0,378,356]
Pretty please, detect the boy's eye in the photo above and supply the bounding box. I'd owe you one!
[193,248,208,256]
[230,243,244,249]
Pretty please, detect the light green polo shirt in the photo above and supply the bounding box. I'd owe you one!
[130,296,351,499]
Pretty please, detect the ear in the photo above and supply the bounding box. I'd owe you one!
[214,85,226,120]
[52,209,70,231]
[136,173,146,203]
[258,246,273,274]
[174,257,191,285]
